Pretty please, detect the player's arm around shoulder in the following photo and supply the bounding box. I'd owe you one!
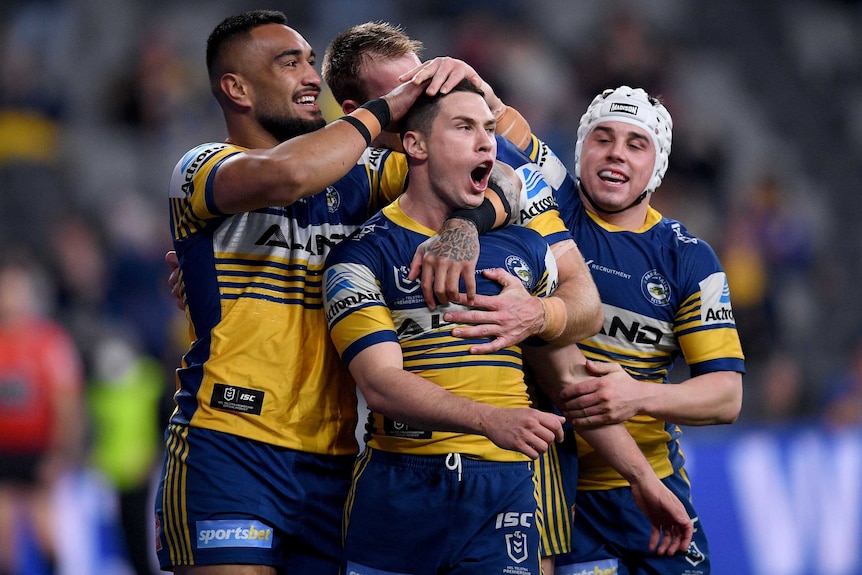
[214,81,427,214]
[212,120,378,214]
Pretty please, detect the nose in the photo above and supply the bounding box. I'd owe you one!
[607,139,626,161]
[302,62,322,88]
[477,128,494,152]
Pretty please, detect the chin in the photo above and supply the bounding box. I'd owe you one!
[468,195,485,208]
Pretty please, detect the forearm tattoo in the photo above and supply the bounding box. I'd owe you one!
[433,219,480,261]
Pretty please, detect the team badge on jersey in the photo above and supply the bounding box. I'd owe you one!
[641,269,671,306]
[504,255,533,288]
[325,187,340,213]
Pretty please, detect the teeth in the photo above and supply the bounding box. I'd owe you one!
[297,95,316,104]
[599,170,626,181]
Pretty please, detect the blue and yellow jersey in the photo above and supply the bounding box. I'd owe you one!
[323,197,558,462]
[521,138,745,489]
[167,143,408,456]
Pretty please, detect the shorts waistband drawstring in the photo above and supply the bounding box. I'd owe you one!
[445,452,462,481]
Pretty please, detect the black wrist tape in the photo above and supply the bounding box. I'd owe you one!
[360,98,392,130]
[340,115,372,146]
[448,197,497,235]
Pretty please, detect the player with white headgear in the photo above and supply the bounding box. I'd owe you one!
[499,86,744,574]
[573,85,673,216]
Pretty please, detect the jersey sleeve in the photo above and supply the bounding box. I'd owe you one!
[363,147,408,207]
[674,236,746,376]
[324,244,399,366]
[168,143,241,241]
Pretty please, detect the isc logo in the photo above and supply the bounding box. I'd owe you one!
[495,511,533,529]
[240,393,255,401]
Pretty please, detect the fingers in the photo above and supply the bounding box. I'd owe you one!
[520,423,562,459]
[647,518,694,557]
[654,525,691,557]
[480,267,510,286]
[407,248,423,282]
[431,267,458,306]
[585,359,619,375]
[420,263,437,311]
[466,336,515,355]
[462,269,477,306]
[403,57,479,96]
[648,526,662,554]
[398,60,432,84]
[552,415,566,442]
[560,379,599,400]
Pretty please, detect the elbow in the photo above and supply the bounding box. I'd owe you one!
[359,385,386,415]
[725,394,744,424]
[576,304,604,341]
[589,305,604,337]
[357,383,399,421]
[719,410,741,425]
[717,383,744,424]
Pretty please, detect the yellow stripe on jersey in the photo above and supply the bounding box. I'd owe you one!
[172,145,239,240]
[533,443,572,557]
[377,150,408,203]
[679,328,746,365]
[161,424,193,566]
[342,448,373,545]
[215,253,325,305]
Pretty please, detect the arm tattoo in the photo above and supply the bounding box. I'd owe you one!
[489,163,520,226]
[433,219,480,261]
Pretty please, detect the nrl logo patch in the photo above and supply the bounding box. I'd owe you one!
[505,531,528,564]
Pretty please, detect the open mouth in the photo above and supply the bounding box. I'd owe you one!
[471,161,493,188]
[598,169,628,184]
[295,93,318,106]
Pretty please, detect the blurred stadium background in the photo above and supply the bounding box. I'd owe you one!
[2,0,861,573]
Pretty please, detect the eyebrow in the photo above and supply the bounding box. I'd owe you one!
[274,48,314,61]
[450,114,496,128]
[593,125,650,144]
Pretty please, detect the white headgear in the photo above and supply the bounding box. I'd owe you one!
[573,86,673,194]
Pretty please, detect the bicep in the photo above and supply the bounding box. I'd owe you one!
[212,151,302,213]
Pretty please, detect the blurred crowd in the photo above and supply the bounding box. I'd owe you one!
[1,0,862,572]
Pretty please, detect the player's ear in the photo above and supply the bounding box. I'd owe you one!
[401,131,427,160]
[221,73,252,108]
[341,99,360,115]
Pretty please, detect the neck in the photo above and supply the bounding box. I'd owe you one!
[224,113,279,149]
[399,178,449,232]
[578,180,650,230]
